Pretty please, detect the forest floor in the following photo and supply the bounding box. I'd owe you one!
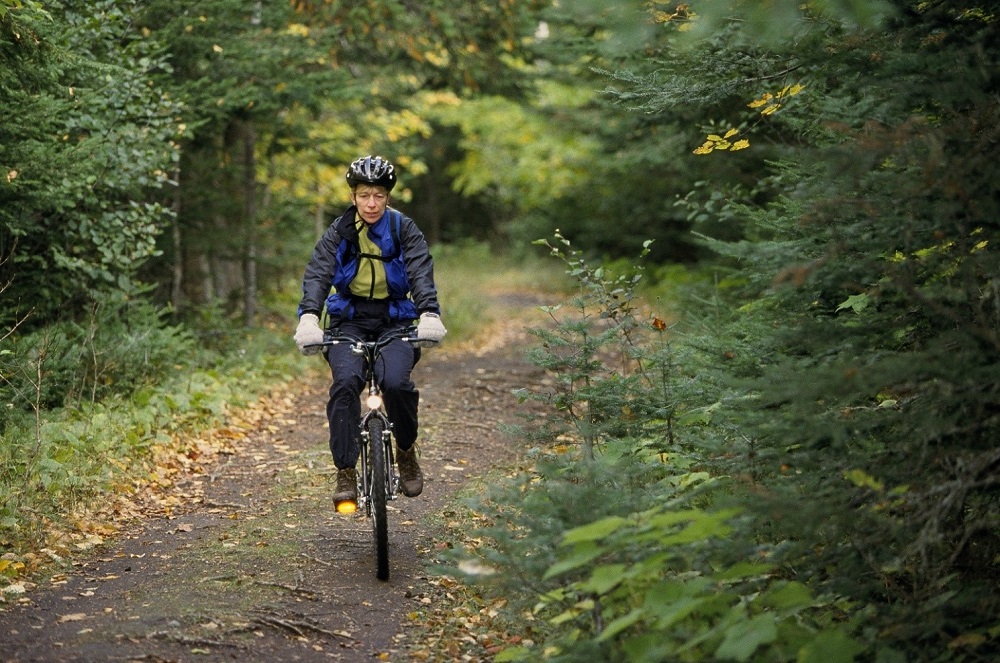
[1,293,554,663]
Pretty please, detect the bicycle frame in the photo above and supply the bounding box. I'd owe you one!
[356,354,399,512]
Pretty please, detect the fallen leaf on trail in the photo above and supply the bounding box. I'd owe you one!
[72,534,105,551]
[175,524,194,533]
[58,613,87,623]
[0,559,24,575]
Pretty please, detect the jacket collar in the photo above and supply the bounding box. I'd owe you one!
[338,206,391,242]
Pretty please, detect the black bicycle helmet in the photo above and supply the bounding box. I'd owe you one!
[345,155,397,191]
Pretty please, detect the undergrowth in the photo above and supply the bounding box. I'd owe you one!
[429,234,876,663]
[0,290,309,593]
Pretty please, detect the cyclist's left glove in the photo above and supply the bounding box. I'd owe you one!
[416,312,447,344]
[294,313,324,355]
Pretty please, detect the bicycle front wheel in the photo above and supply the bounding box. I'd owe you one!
[366,416,390,581]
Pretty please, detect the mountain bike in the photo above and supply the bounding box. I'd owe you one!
[308,326,435,581]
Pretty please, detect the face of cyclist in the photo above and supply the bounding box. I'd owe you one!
[351,184,389,224]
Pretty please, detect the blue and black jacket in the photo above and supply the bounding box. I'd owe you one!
[298,206,440,323]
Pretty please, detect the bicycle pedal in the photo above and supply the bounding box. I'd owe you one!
[335,500,357,514]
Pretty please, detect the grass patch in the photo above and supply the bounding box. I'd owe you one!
[433,240,570,343]
[0,318,311,581]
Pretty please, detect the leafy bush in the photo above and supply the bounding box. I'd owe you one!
[447,235,873,662]
[0,291,197,412]
[473,451,866,663]
[0,302,306,554]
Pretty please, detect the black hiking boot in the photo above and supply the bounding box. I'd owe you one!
[396,446,423,497]
[333,467,358,504]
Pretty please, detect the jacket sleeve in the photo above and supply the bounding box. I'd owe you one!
[399,214,441,316]
[297,217,345,317]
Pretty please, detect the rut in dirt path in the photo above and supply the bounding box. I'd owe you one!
[1,317,549,663]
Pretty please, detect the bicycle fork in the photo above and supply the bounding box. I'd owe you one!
[358,412,400,512]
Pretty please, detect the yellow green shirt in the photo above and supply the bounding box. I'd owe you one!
[349,219,390,299]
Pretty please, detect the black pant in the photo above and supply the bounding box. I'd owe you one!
[324,308,419,470]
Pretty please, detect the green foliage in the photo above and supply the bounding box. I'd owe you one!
[454,312,865,663]
[0,291,197,412]
[1,0,182,326]
[415,91,601,214]
[431,240,571,344]
[433,241,501,341]
[518,232,654,459]
[0,320,303,552]
[680,10,999,660]
[550,1,1000,660]
[456,234,868,662]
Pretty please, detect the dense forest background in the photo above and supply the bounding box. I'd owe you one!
[3,1,998,661]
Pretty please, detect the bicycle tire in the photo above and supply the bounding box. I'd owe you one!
[366,416,390,580]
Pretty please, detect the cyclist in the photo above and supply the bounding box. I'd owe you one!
[293,155,447,504]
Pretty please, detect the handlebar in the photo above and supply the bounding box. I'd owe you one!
[303,326,439,352]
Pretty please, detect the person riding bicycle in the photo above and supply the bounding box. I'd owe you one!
[293,155,447,505]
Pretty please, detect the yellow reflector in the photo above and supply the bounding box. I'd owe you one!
[336,500,357,514]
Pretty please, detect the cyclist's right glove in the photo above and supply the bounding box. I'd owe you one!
[294,313,324,355]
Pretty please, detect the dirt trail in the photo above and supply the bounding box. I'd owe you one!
[1,300,550,663]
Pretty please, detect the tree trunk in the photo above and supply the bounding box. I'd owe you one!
[240,120,258,327]
[170,164,184,314]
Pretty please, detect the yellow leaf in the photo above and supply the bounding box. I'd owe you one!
[761,104,781,116]
[724,128,739,139]
[731,139,750,150]
[788,83,805,96]
[748,93,773,109]
[212,44,223,53]
[693,143,715,155]
[707,134,723,142]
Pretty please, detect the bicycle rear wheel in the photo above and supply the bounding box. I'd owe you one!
[366,416,390,580]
